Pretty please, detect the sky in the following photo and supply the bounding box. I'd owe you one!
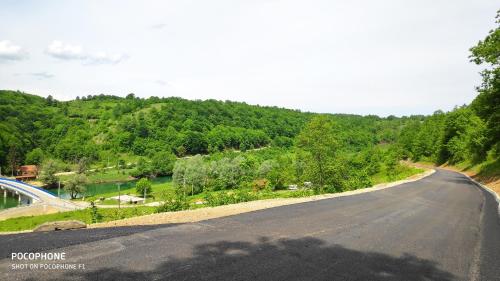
[0,0,497,116]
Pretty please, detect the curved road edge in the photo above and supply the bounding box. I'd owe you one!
[464,174,500,218]
[469,174,500,281]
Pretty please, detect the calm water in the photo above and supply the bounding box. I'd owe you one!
[0,176,171,209]
[0,195,19,210]
[47,176,171,199]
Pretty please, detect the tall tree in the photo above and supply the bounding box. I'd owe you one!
[7,145,20,176]
[65,174,87,199]
[296,116,338,187]
[172,159,188,196]
[135,178,152,198]
[25,148,45,166]
[38,159,59,187]
[469,10,500,153]
[77,157,89,174]
[151,152,176,176]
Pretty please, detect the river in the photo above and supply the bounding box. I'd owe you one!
[0,176,171,209]
[0,195,20,210]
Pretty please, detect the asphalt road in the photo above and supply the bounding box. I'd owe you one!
[1,169,499,281]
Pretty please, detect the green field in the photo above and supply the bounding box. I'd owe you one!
[0,207,157,232]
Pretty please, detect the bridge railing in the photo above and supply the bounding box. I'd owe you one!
[0,177,57,198]
[0,181,42,202]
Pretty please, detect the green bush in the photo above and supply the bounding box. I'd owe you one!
[156,193,190,212]
[252,179,269,191]
[204,190,258,207]
[289,189,315,198]
[136,178,152,197]
[89,201,102,223]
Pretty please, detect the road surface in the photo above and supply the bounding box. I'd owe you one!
[1,169,499,281]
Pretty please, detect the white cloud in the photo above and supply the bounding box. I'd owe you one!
[86,52,128,65]
[29,72,54,79]
[45,40,127,65]
[45,40,84,60]
[0,40,28,61]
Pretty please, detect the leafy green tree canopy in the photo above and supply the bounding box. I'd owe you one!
[38,159,59,187]
[25,148,45,166]
[296,116,339,187]
[135,178,152,197]
[64,174,87,199]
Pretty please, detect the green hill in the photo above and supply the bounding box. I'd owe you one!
[0,90,408,173]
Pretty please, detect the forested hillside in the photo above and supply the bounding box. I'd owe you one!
[0,90,409,175]
[398,12,499,177]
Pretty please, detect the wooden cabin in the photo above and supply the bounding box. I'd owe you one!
[15,165,38,181]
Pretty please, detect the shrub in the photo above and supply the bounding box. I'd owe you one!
[89,201,102,223]
[135,178,152,197]
[252,179,269,191]
[289,189,315,198]
[156,193,190,212]
[204,190,257,207]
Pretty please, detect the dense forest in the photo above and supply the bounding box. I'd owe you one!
[0,12,498,196]
[0,90,409,172]
[0,91,307,165]
[0,89,418,194]
[398,11,499,171]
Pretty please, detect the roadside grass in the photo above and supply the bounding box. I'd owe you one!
[422,155,499,181]
[445,157,500,196]
[0,207,157,232]
[0,166,425,232]
[415,156,500,196]
[371,165,423,185]
[473,158,500,180]
[475,158,500,196]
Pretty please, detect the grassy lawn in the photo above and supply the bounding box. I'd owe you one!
[96,199,121,205]
[371,166,423,185]
[0,207,157,232]
[82,180,174,202]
